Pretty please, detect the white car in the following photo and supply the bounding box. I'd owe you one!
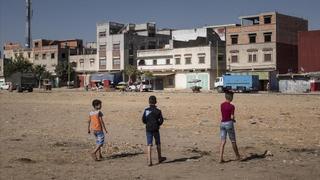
[128,82,152,92]
[0,82,10,90]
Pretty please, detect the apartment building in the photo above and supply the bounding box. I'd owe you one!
[226,12,308,90]
[96,21,171,78]
[137,27,226,90]
[3,39,84,73]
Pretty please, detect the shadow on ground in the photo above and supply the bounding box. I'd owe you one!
[164,155,202,164]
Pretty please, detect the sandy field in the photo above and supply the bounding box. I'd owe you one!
[0,90,319,180]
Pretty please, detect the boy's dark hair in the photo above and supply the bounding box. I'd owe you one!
[225,92,234,101]
[149,95,157,105]
[92,99,102,108]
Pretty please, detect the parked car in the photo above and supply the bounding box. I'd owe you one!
[0,78,9,90]
[128,81,152,92]
[0,82,10,90]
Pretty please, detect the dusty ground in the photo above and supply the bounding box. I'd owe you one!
[0,90,319,180]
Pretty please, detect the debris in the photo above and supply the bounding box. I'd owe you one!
[265,150,273,156]
[16,158,36,163]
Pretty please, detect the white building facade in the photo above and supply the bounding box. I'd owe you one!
[137,43,224,90]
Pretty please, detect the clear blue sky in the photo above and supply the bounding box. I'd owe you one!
[1,0,319,51]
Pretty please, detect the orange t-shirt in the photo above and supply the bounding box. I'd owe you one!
[89,110,103,131]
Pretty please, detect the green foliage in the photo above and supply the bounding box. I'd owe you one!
[143,71,154,78]
[4,55,33,78]
[124,65,138,82]
[54,62,75,82]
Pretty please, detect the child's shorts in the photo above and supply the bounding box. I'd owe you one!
[94,130,105,145]
[146,131,161,146]
[220,121,236,142]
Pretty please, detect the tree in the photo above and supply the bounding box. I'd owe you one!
[4,55,33,78]
[54,62,75,86]
[33,64,52,87]
[124,65,138,84]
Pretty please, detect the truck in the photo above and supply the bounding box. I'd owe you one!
[7,72,36,92]
[214,75,259,93]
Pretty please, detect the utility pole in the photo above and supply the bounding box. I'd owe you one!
[25,0,32,48]
[216,40,219,77]
[67,46,71,88]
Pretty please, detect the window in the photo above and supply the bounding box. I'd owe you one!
[90,58,95,67]
[175,58,181,65]
[248,54,257,63]
[28,52,31,58]
[264,54,272,62]
[153,59,157,65]
[35,54,39,60]
[129,57,134,65]
[113,43,120,50]
[168,78,174,86]
[113,58,120,69]
[218,55,224,62]
[35,42,39,48]
[264,32,272,42]
[264,16,271,24]
[198,56,205,64]
[249,33,256,43]
[42,53,47,60]
[99,45,106,51]
[99,31,106,37]
[61,53,66,58]
[231,35,238,45]
[185,57,191,64]
[79,59,84,68]
[166,59,170,65]
[51,53,55,59]
[231,55,238,63]
[99,58,106,69]
[138,60,145,66]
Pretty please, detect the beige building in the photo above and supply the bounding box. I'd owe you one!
[3,39,84,74]
[69,53,97,87]
[226,12,308,90]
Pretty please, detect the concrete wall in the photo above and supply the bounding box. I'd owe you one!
[279,79,310,93]
[172,28,208,41]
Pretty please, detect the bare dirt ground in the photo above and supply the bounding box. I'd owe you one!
[0,90,319,180]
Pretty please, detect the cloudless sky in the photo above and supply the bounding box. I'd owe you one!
[1,0,319,51]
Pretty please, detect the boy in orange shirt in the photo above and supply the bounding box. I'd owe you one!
[88,99,108,161]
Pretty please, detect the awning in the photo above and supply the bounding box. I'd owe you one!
[152,73,175,76]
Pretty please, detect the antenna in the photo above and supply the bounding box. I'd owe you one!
[25,0,32,48]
